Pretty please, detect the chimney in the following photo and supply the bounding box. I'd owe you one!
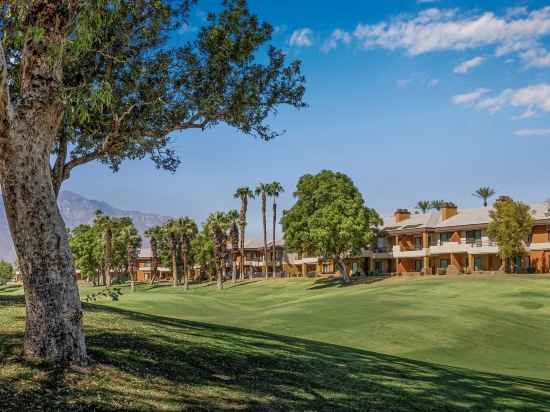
[394,209,411,223]
[441,202,458,220]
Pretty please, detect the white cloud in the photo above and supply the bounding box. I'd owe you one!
[451,88,490,104]
[352,7,550,57]
[515,129,550,137]
[290,28,314,47]
[454,56,485,74]
[428,78,440,87]
[455,84,550,118]
[520,48,550,68]
[321,29,352,53]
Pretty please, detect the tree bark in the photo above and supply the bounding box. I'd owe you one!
[182,241,189,291]
[149,237,159,285]
[0,104,87,365]
[334,256,351,283]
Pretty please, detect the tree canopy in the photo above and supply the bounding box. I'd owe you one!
[487,196,533,267]
[281,170,381,282]
[1,0,306,194]
[0,260,14,285]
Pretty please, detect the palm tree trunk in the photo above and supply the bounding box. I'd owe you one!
[104,225,112,287]
[272,199,277,277]
[262,192,268,279]
[150,238,159,285]
[171,238,178,288]
[240,223,245,280]
[232,254,237,284]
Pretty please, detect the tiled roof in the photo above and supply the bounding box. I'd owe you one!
[382,202,550,232]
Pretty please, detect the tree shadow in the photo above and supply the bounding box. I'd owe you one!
[308,275,388,290]
[1,302,550,411]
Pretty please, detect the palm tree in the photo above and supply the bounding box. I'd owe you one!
[430,200,445,211]
[233,187,255,280]
[145,226,163,285]
[94,211,112,287]
[415,200,431,214]
[205,212,231,290]
[256,183,270,279]
[164,219,180,288]
[473,186,496,207]
[268,182,284,276]
[175,217,198,291]
[227,210,240,284]
[123,227,141,292]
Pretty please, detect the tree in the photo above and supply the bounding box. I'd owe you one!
[282,171,381,283]
[268,182,284,276]
[121,226,142,292]
[0,260,14,285]
[227,210,240,283]
[94,212,113,287]
[255,183,270,278]
[164,220,181,288]
[191,232,215,282]
[487,196,533,273]
[233,187,255,280]
[176,217,198,291]
[145,226,163,285]
[0,0,305,364]
[69,224,103,285]
[430,200,445,211]
[204,212,233,290]
[415,200,431,214]
[473,186,496,207]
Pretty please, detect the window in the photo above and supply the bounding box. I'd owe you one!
[439,259,449,269]
[415,260,423,272]
[440,233,451,243]
[352,262,358,274]
[322,264,330,274]
[297,252,302,260]
[548,230,550,242]
[414,236,422,250]
[375,261,384,274]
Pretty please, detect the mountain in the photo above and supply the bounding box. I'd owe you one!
[0,191,171,262]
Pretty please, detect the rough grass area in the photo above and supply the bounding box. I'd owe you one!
[1,275,550,411]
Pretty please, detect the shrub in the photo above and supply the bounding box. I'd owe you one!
[0,261,14,285]
[437,268,447,276]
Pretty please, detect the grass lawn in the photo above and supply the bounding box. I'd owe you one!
[1,275,550,411]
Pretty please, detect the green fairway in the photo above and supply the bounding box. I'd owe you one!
[1,275,550,411]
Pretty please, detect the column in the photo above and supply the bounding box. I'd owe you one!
[422,232,430,275]
[468,254,474,272]
[301,263,307,277]
[369,257,375,274]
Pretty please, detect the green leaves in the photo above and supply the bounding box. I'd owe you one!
[487,197,533,260]
[282,170,381,259]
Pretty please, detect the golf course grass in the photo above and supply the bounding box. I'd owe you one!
[1,274,550,411]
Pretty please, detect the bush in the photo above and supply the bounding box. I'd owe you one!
[0,260,14,285]
[437,268,447,276]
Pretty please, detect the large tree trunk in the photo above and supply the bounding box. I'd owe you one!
[334,256,351,283]
[0,10,87,364]
[0,118,87,365]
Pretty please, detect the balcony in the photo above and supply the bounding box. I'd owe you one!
[429,239,498,255]
[392,245,426,258]
[528,242,550,251]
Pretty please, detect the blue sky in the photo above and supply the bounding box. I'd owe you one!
[65,0,550,237]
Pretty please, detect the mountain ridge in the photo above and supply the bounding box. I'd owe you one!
[0,191,171,262]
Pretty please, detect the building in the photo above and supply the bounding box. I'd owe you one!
[231,239,286,276]
[136,248,172,282]
[368,202,550,275]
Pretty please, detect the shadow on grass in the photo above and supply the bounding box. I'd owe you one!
[308,275,389,290]
[1,302,549,411]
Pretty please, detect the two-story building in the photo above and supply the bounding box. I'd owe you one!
[368,201,550,275]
